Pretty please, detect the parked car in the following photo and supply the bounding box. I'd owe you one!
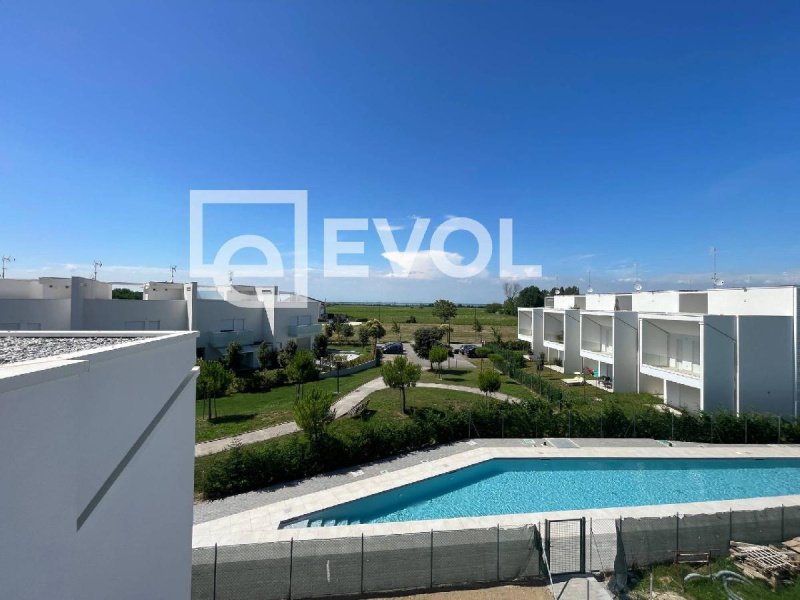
[459,344,479,357]
[381,342,404,354]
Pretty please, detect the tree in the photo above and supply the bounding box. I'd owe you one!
[490,326,503,344]
[478,369,501,397]
[391,320,401,341]
[340,322,354,344]
[474,346,489,372]
[428,345,448,378]
[112,287,143,300]
[286,350,319,398]
[516,285,545,308]
[362,319,386,356]
[293,387,335,445]
[357,325,370,348]
[381,355,421,413]
[472,315,483,343]
[503,281,521,302]
[484,302,502,314]
[322,323,334,339]
[412,326,445,359]
[222,341,244,372]
[431,299,458,345]
[196,359,233,421]
[257,342,278,370]
[278,340,298,367]
[312,334,328,361]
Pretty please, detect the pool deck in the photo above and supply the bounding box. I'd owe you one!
[193,439,800,548]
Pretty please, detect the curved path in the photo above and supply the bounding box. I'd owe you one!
[195,376,524,458]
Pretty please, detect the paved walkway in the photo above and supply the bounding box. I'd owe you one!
[194,377,523,457]
[551,575,613,600]
[400,342,476,370]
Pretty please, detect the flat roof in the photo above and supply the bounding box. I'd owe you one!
[0,333,151,365]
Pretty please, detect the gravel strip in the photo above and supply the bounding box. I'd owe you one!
[0,336,147,364]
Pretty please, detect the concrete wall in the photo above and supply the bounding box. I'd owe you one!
[563,308,582,373]
[532,308,545,356]
[632,291,681,313]
[612,311,638,393]
[0,332,197,600]
[702,315,736,413]
[666,380,701,412]
[737,316,794,416]
[679,292,708,314]
[0,298,71,329]
[83,299,188,331]
[585,294,631,311]
[708,286,797,316]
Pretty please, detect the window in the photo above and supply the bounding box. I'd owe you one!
[220,318,245,331]
[147,320,160,330]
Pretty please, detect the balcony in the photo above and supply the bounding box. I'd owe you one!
[518,327,532,337]
[642,351,702,378]
[288,322,323,338]
[210,329,256,349]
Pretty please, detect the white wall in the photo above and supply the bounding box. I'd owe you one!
[83,299,188,331]
[532,308,545,356]
[0,298,71,329]
[632,291,681,313]
[0,332,197,600]
[679,292,708,314]
[563,308,582,373]
[737,316,795,416]
[708,287,797,316]
[702,315,736,413]
[612,312,639,393]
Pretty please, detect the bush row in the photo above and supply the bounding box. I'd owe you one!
[197,396,800,500]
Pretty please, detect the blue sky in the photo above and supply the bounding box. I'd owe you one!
[1,1,799,302]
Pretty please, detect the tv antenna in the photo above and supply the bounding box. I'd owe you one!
[711,247,724,287]
[228,270,234,285]
[586,269,593,294]
[170,265,177,283]
[1,255,14,279]
[92,260,103,280]
[633,262,642,292]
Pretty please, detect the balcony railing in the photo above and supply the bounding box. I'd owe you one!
[210,329,256,348]
[582,340,612,354]
[642,352,702,376]
[544,333,564,344]
[288,322,323,337]
[518,327,532,337]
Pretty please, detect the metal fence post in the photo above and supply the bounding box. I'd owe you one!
[745,416,748,444]
[729,509,733,545]
[675,513,680,559]
[496,524,501,581]
[360,533,365,595]
[781,505,785,541]
[212,543,218,600]
[430,529,434,589]
[288,538,294,600]
[778,416,782,443]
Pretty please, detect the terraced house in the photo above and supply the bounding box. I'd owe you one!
[519,286,800,417]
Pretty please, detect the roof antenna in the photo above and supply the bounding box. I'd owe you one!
[711,247,725,287]
[1,255,14,279]
[170,265,177,283]
[586,269,594,294]
[228,270,234,285]
[633,262,642,292]
[93,260,103,280]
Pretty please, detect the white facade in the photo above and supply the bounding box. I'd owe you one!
[0,331,198,600]
[518,286,799,416]
[0,277,324,366]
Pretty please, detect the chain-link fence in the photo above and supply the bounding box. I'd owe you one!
[192,525,544,600]
[620,505,800,568]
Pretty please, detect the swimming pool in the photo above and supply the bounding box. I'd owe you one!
[282,458,800,528]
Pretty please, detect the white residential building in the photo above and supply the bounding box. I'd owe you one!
[0,277,324,367]
[518,286,799,417]
[0,331,198,600]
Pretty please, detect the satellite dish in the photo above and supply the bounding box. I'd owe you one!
[587,287,594,294]
[554,289,561,295]
[634,282,643,292]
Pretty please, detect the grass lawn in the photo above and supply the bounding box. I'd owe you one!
[631,558,800,599]
[326,304,518,345]
[420,362,536,402]
[195,365,382,442]
[362,386,504,421]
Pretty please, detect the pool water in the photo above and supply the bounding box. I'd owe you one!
[282,458,800,528]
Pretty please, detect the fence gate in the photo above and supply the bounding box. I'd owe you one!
[545,518,586,575]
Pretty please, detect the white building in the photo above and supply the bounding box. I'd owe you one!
[0,277,324,367]
[0,331,198,600]
[518,286,799,417]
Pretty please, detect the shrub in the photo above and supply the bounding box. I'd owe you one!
[478,370,502,396]
[412,326,445,359]
[257,342,279,370]
[294,388,335,445]
[312,333,328,360]
[405,315,417,323]
[261,368,288,388]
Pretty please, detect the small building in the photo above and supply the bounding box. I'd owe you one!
[0,331,198,600]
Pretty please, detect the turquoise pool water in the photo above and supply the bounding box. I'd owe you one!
[282,458,800,528]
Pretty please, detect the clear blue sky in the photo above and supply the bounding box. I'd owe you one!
[1,1,799,302]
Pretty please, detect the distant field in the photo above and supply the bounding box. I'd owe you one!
[326,304,516,326]
[326,303,518,344]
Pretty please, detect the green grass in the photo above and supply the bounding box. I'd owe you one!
[420,363,536,402]
[631,558,800,599]
[326,303,516,327]
[195,366,382,442]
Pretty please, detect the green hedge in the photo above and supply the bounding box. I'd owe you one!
[197,397,800,500]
